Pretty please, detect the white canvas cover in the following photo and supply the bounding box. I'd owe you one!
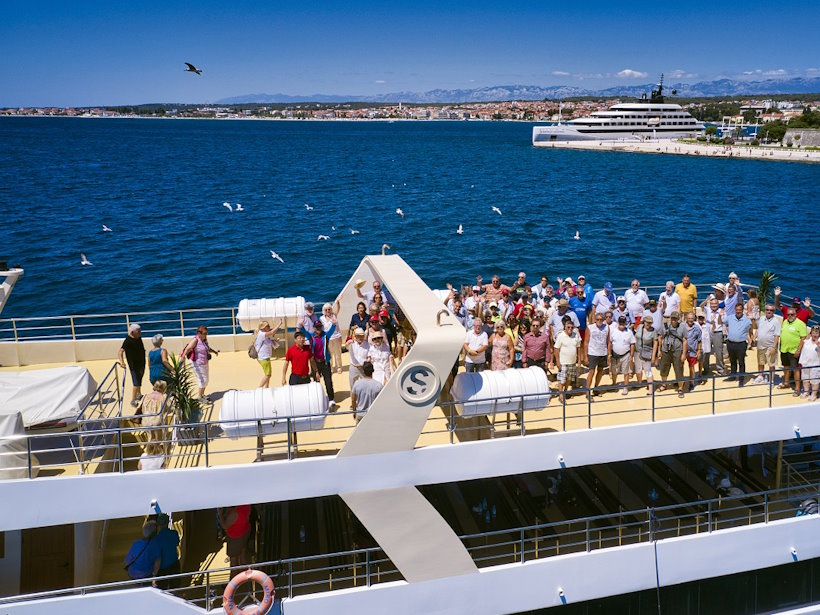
[0,366,97,427]
[0,412,37,479]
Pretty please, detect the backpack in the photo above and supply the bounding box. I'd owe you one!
[248,336,259,359]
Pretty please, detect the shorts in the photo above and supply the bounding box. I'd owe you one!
[258,358,272,377]
[466,361,485,372]
[289,374,311,386]
[557,364,579,385]
[757,347,777,368]
[192,362,209,388]
[633,316,642,327]
[781,352,798,369]
[129,367,145,386]
[577,328,588,342]
[686,356,699,368]
[588,355,608,370]
[802,366,820,386]
[635,357,654,377]
[226,531,249,557]
[611,353,631,375]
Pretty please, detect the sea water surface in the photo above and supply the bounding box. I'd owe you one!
[1,117,818,319]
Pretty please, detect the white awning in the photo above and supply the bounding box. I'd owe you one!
[0,366,97,428]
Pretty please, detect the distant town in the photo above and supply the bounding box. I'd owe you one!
[2,95,818,124]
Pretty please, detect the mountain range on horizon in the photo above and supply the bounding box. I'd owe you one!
[216,76,820,105]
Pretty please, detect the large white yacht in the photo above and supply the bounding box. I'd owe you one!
[1,257,819,615]
[533,75,703,144]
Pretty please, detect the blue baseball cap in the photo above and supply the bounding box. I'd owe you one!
[604,282,613,291]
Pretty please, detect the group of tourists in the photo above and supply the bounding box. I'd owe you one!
[446,271,819,400]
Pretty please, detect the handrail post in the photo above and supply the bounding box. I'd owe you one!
[70,316,76,342]
[287,418,293,460]
[520,395,525,436]
[179,311,185,337]
[562,390,567,431]
[205,571,211,612]
[231,307,237,336]
[707,501,713,532]
[711,371,716,415]
[204,428,210,467]
[125,314,130,334]
[366,550,371,587]
[288,561,293,598]
[764,492,769,523]
[449,404,455,444]
[520,528,526,563]
[117,430,124,473]
[768,369,773,408]
[587,388,592,429]
[12,318,18,343]
[585,519,591,552]
[651,381,656,421]
[26,436,32,479]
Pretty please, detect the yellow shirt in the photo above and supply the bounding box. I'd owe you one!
[675,283,698,314]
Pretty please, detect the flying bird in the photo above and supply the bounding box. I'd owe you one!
[395,208,404,219]
[331,225,336,231]
[80,253,93,266]
[317,235,330,241]
[491,206,502,216]
[573,230,580,240]
[305,203,314,211]
[350,228,359,235]
[456,224,463,235]
[222,202,233,212]
[270,250,284,263]
[235,203,244,212]
[102,225,112,232]
[184,62,202,75]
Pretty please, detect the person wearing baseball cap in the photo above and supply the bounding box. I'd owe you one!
[592,282,617,316]
[345,327,370,387]
[548,297,580,354]
[659,310,687,397]
[774,286,815,324]
[119,323,146,407]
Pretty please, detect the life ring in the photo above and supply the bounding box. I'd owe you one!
[223,569,275,615]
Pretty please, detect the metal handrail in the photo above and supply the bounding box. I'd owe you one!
[0,480,817,608]
[2,366,814,481]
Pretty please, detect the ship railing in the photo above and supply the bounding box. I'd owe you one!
[1,286,816,343]
[1,366,813,480]
[0,481,817,609]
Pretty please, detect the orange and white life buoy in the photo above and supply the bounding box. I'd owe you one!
[223,569,275,615]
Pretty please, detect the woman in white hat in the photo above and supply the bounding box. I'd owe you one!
[321,303,343,374]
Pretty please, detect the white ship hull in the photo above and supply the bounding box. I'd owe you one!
[533,124,700,144]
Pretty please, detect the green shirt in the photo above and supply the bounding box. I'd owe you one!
[780,318,807,354]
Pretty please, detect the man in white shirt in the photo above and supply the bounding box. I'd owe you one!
[702,296,726,375]
[548,299,580,359]
[754,303,781,383]
[643,300,663,333]
[610,316,636,394]
[659,281,681,324]
[345,328,371,389]
[554,318,582,396]
[531,276,550,306]
[463,319,489,372]
[592,282,617,315]
[464,285,482,314]
[624,279,649,326]
[585,313,611,398]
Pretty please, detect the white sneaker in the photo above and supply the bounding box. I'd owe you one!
[752,375,764,384]
[800,392,808,398]
[621,387,629,395]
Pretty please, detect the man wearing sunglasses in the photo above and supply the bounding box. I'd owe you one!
[754,303,780,384]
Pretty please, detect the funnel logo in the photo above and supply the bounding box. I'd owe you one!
[397,361,441,405]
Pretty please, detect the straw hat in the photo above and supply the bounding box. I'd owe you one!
[354,279,367,289]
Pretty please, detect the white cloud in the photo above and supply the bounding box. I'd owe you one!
[551,70,570,77]
[617,69,648,79]
[374,80,386,84]
[667,69,697,79]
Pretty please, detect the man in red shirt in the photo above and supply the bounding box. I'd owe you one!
[282,331,316,386]
[218,504,251,568]
[775,287,815,323]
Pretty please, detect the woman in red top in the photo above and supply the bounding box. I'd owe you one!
[218,505,251,567]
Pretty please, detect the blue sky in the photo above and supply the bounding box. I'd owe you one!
[2,1,818,106]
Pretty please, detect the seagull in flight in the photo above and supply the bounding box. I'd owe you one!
[491,206,502,216]
[184,62,202,75]
[235,203,244,212]
[80,253,93,266]
[304,203,314,211]
[102,225,113,232]
[456,224,463,235]
[573,230,580,240]
[270,250,284,263]
[396,208,404,219]
[317,234,330,241]
[222,202,233,212]
[350,228,359,235]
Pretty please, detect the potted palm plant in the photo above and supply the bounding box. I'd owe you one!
[166,354,203,443]
[758,271,778,305]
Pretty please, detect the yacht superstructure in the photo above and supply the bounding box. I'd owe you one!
[533,75,703,144]
[1,254,819,615]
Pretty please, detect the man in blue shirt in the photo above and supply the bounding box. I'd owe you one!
[569,290,590,354]
[726,303,752,386]
[124,521,162,583]
[155,513,180,589]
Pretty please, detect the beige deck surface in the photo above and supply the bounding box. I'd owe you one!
[1,347,806,477]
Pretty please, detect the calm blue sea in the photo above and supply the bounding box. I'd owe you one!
[1,117,818,319]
